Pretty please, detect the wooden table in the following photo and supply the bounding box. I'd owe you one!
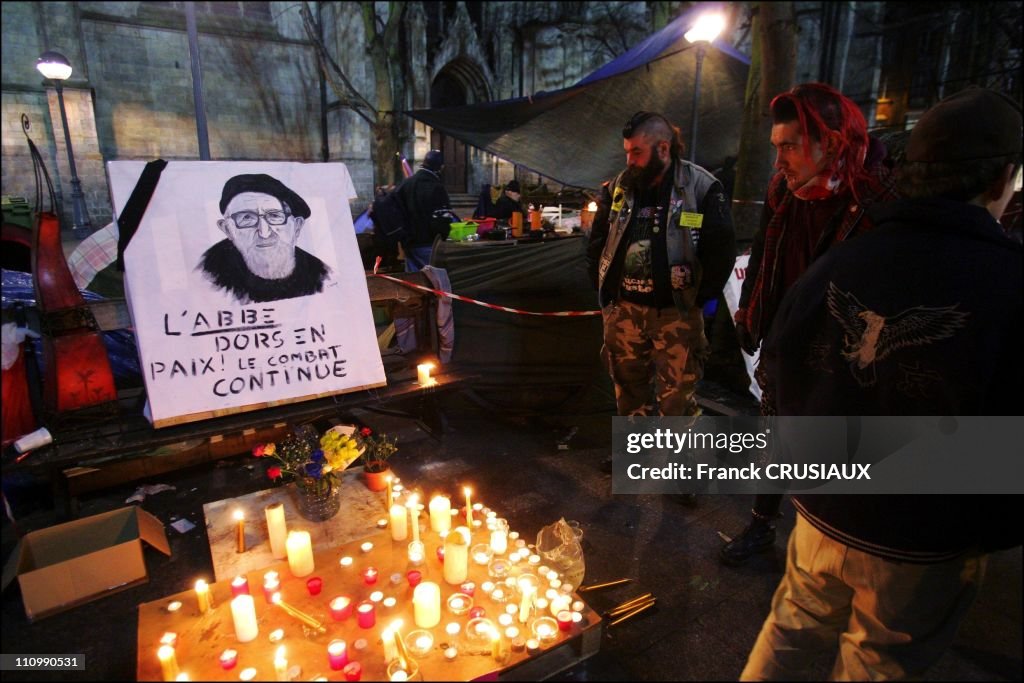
[202,473,384,583]
[137,529,602,681]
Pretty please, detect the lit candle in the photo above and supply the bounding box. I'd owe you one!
[532,616,558,642]
[239,668,258,681]
[327,639,348,670]
[231,576,250,597]
[363,567,379,585]
[445,622,461,637]
[459,581,476,596]
[490,625,509,663]
[306,576,323,596]
[443,527,469,585]
[469,605,486,619]
[446,593,472,616]
[557,610,573,631]
[444,647,457,661]
[383,596,397,610]
[265,503,288,560]
[230,594,259,642]
[409,497,421,544]
[194,580,212,614]
[342,661,362,681]
[412,581,441,628]
[263,573,280,603]
[219,649,238,670]
[166,600,182,613]
[158,645,179,681]
[385,476,394,511]
[340,556,354,567]
[428,496,451,533]
[526,638,540,654]
[389,504,408,542]
[160,632,178,648]
[407,630,434,657]
[356,600,375,629]
[233,509,246,554]
[519,585,536,623]
[269,629,284,643]
[490,518,508,555]
[463,487,472,528]
[471,543,493,565]
[498,613,513,627]
[330,596,353,621]
[360,541,374,553]
[381,623,399,664]
[407,540,424,565]
[416,363,434,387]
[370,591,384,603]
[286,530,315,577]
[274,646,288,682]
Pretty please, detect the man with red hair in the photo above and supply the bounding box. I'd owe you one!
[722,83,898,565]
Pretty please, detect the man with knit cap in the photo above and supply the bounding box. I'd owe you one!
[394,149,456,272]
[198,173,330,304]
[741,86,1022,680]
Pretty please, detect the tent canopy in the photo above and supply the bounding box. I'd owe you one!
[405,7,750,190]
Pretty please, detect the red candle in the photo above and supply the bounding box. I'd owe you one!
[363,567,378,585]
[219,648,238,670]
[306,576,323,596]
[459,581,476,596]
[327,639,348,670]
[469,605,486,619]
[557,610,573,632]
[356,600,375,629]
[406,570,422,588]
[436,546,445,563]
[230,576,250,597]
[330,596,353,621]
[343,661,362,681]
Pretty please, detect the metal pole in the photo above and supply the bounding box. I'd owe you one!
[54,81,93,239]
[689,44,706,163]
[185,1,211,160]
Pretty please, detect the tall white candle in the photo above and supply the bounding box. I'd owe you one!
[490,518,508,555]
[265,503,288,560]
[412,582,441,628]
[389,504,408,541]
[408,497,421,544]
[443,527,470,585]
[274,646,288,681]
[428,496,451,533]
[230,595,259,642]
[416,363,433,386]
[519,585,535,623]
[286,530,315,577]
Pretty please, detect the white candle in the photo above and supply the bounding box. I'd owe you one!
[274,646,288,681]
[519,585,535,623]
[265,503,288,560]
[286,530,315,577]
[412,582,441,628]
[381,622,399,663]
[416,363,434,386]
[490,519,508,555]
[230,595,259,642]
[443,527,470,585]
[194,580,212,613]
[389,504,408,541]
[463,487,472,527]
[428,496,451,533]
[409,498,421,544]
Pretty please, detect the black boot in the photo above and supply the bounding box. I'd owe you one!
[719,512,776,566]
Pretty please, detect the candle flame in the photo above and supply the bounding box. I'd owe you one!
[233,509,244,521]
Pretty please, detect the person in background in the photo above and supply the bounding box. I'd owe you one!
[586,111,734,424]
[394,149,456,272]
[491,179,525,222]
[722,83,898,565]
[741,86,1022,681]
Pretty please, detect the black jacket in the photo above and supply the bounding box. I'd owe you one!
[763,197,1023,561]
[395,168,453,247]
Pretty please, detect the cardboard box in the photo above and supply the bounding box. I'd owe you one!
[1,507,170,621]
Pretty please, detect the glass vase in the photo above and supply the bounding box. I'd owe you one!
[293,480,342,522]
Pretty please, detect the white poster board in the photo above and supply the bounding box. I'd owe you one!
[109,161,386,428]
[722,253,761,402]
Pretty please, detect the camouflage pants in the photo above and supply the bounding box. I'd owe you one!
[601,300,708,416]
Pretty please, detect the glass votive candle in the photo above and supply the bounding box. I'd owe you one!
[406,570,423,588]
[360,542,374,553]
[445,622,461,638]
[556,610,573,631]
[306,577,323,596]
[545,588,559,601]
[356,601,375,628]
[363,567,378,585]
[531,616,559,642]
[386,659,419,682]
[490,587,508,604]
[327,639,349,670]
[465,617,498,649]
[471,543,493,565]
[330,596,353,621]
[407,540,425,566]
[369,591,384,603]
[458,581,476,596]
[549,595,571,617]
[535,597,549,612]
[231,576,250,597]
[447,593,473,616]
[219,649,238,670]
[487,558,511,579]
[340,556,354,567]
[342,661,362,681]
[405,629,434,657]
[516,573,539,595]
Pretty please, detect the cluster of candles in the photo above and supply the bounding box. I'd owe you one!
[155,482,587,681]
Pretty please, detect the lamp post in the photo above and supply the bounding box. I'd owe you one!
[684,13,727,163]
[36,50,93,239]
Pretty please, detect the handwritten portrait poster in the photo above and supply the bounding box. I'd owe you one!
[108,161,386,427]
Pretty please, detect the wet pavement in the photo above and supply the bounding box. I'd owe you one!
[1,383,1020,681]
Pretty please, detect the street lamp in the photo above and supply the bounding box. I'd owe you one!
[37,50,93,239]
[684,13,727,163]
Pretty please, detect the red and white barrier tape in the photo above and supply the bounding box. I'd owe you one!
[371,259,600,318]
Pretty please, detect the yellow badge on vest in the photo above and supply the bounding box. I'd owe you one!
[611,187,625,213]
[679,211,703,228]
